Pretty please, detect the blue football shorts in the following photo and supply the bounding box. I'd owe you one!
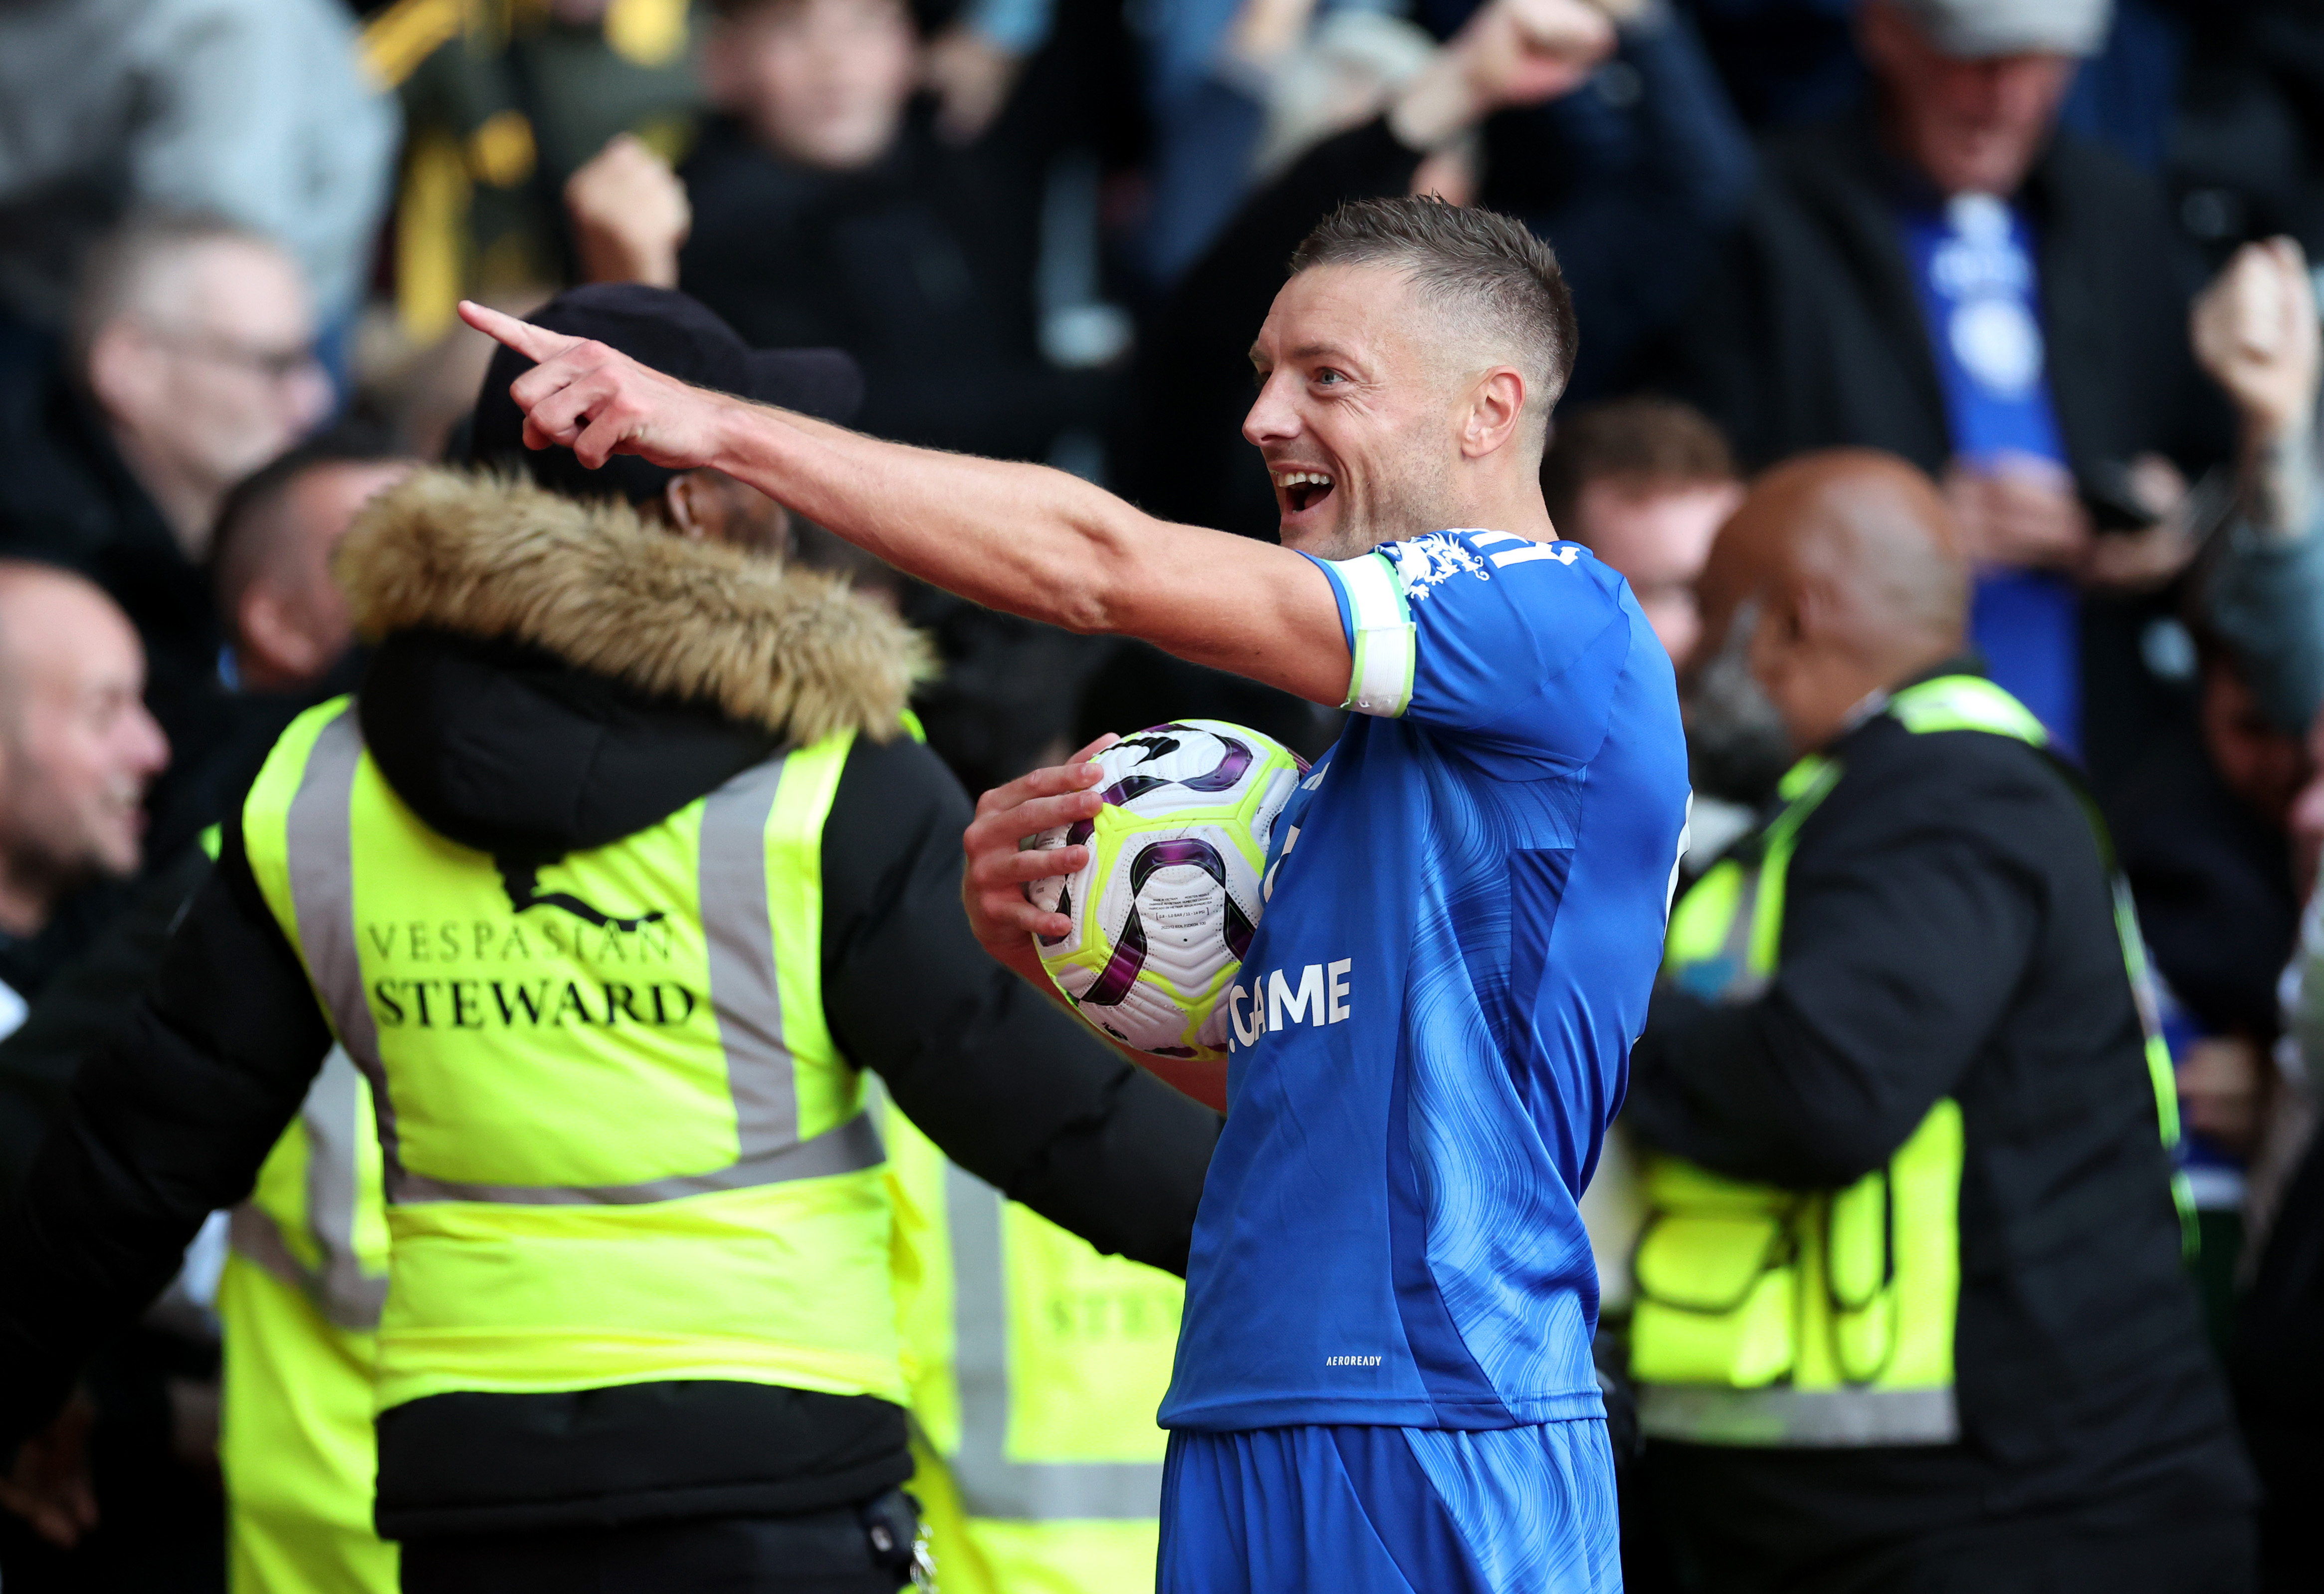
[1157,1418,1620,1593]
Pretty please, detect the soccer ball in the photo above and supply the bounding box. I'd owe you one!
[1025,720,1304,1060]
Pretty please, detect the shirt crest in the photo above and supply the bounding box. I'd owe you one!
[1388,533,1488,600]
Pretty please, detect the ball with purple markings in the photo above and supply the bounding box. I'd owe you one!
[1024,720,1304,1060]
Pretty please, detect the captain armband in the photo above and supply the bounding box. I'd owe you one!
[1328,551,1415,718]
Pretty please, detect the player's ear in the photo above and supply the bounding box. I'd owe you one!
[1463,368,1527,460]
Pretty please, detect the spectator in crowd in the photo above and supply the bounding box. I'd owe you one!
[2200,237,2323,742]
[0,215,332,777]
[145,426,420,868]
[1666,0,2221,786]
[0,567,170,1037]
[0,428,401,1594]
[361,0,706,342]
[0,439,407,1589]
[2184,231,2324,1593]
[212,438,412,701]
[0,0,395,358]
[2093,237,2324,1298]
[0,426,413,1195]
[1624,450,2253,1592]
[1119,0,1750,538]
[1541,396,1742,666]
[665,0,1087,460]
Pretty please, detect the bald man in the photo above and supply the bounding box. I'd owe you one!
[1618,451,2255,1593]
[0,564,170,1023]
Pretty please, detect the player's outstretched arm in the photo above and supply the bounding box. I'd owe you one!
[457,302,1354,707]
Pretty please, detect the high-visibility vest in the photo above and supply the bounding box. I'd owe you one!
[1631,675,2190,1446]
[239,696,900,1414]
[881,1102,1179,1594]
[221,1045,398,1594]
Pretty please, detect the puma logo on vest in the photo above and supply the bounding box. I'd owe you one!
[495,856,666,933]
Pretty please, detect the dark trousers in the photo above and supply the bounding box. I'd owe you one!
[399,1511,907,1594]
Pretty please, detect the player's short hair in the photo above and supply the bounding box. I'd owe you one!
[69,209,276,371]
[1539,397,1737,532]
[1288,195,1579,436]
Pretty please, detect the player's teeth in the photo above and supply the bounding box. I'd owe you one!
[1273,471,1333,487]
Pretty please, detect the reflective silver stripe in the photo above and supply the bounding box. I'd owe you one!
[281,705,881,1207]
[1636,1382,1959,1447]
[698,755,797,1157]
[285,708,403,1170]
[300,1046,388,1327]
[1716,870,1766,1002]
[228,1205,318,1297]
[943,1160,1165,1521]
[393,1111,884,1204]
[228,1049,390,1330]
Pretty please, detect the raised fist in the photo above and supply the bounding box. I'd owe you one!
[1389,0,1622,150]
[2193,235,2320,443]
[565,133,692,289]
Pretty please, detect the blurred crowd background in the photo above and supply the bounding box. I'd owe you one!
[1,0,2324,1588]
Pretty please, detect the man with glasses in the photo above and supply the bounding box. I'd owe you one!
[0,211,333,779]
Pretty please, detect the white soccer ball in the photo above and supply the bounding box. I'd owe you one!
[1025,720,1304,1060]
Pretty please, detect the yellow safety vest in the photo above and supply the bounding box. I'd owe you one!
[882,1101,1179,1594]
[221,1046,398,1594]
[1631,675,2189,1446]
[239,696,900,1414]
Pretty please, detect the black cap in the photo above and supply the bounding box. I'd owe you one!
[464,283,864,504]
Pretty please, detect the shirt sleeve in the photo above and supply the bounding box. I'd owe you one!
[1302,531,1638,776]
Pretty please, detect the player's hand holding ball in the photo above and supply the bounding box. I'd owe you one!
[1008,722,1304,1062]
[961,735,1122,987]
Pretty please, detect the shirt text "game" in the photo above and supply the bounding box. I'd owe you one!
[1227,959,1352,1050]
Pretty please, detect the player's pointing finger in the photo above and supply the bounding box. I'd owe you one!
[457,300,576,364]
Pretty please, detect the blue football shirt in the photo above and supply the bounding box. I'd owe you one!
[1156,530,1690,1432]
[1898,191,2083,753]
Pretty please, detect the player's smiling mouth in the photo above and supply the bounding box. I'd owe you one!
[1272,469,1336,516]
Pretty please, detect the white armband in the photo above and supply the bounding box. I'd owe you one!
[1329,552,1414,718]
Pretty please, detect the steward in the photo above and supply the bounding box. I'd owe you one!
[880,1098,1181,1593]
[0,288,1221,1594]
[1622,450,2255,1593]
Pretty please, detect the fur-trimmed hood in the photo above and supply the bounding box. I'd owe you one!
[339,468,932,743]
[333,469,935,858]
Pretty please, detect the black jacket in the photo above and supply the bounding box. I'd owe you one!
[1625,683,2252,1585]
[1660,114,2229,806]
[0,470,1222,1539]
